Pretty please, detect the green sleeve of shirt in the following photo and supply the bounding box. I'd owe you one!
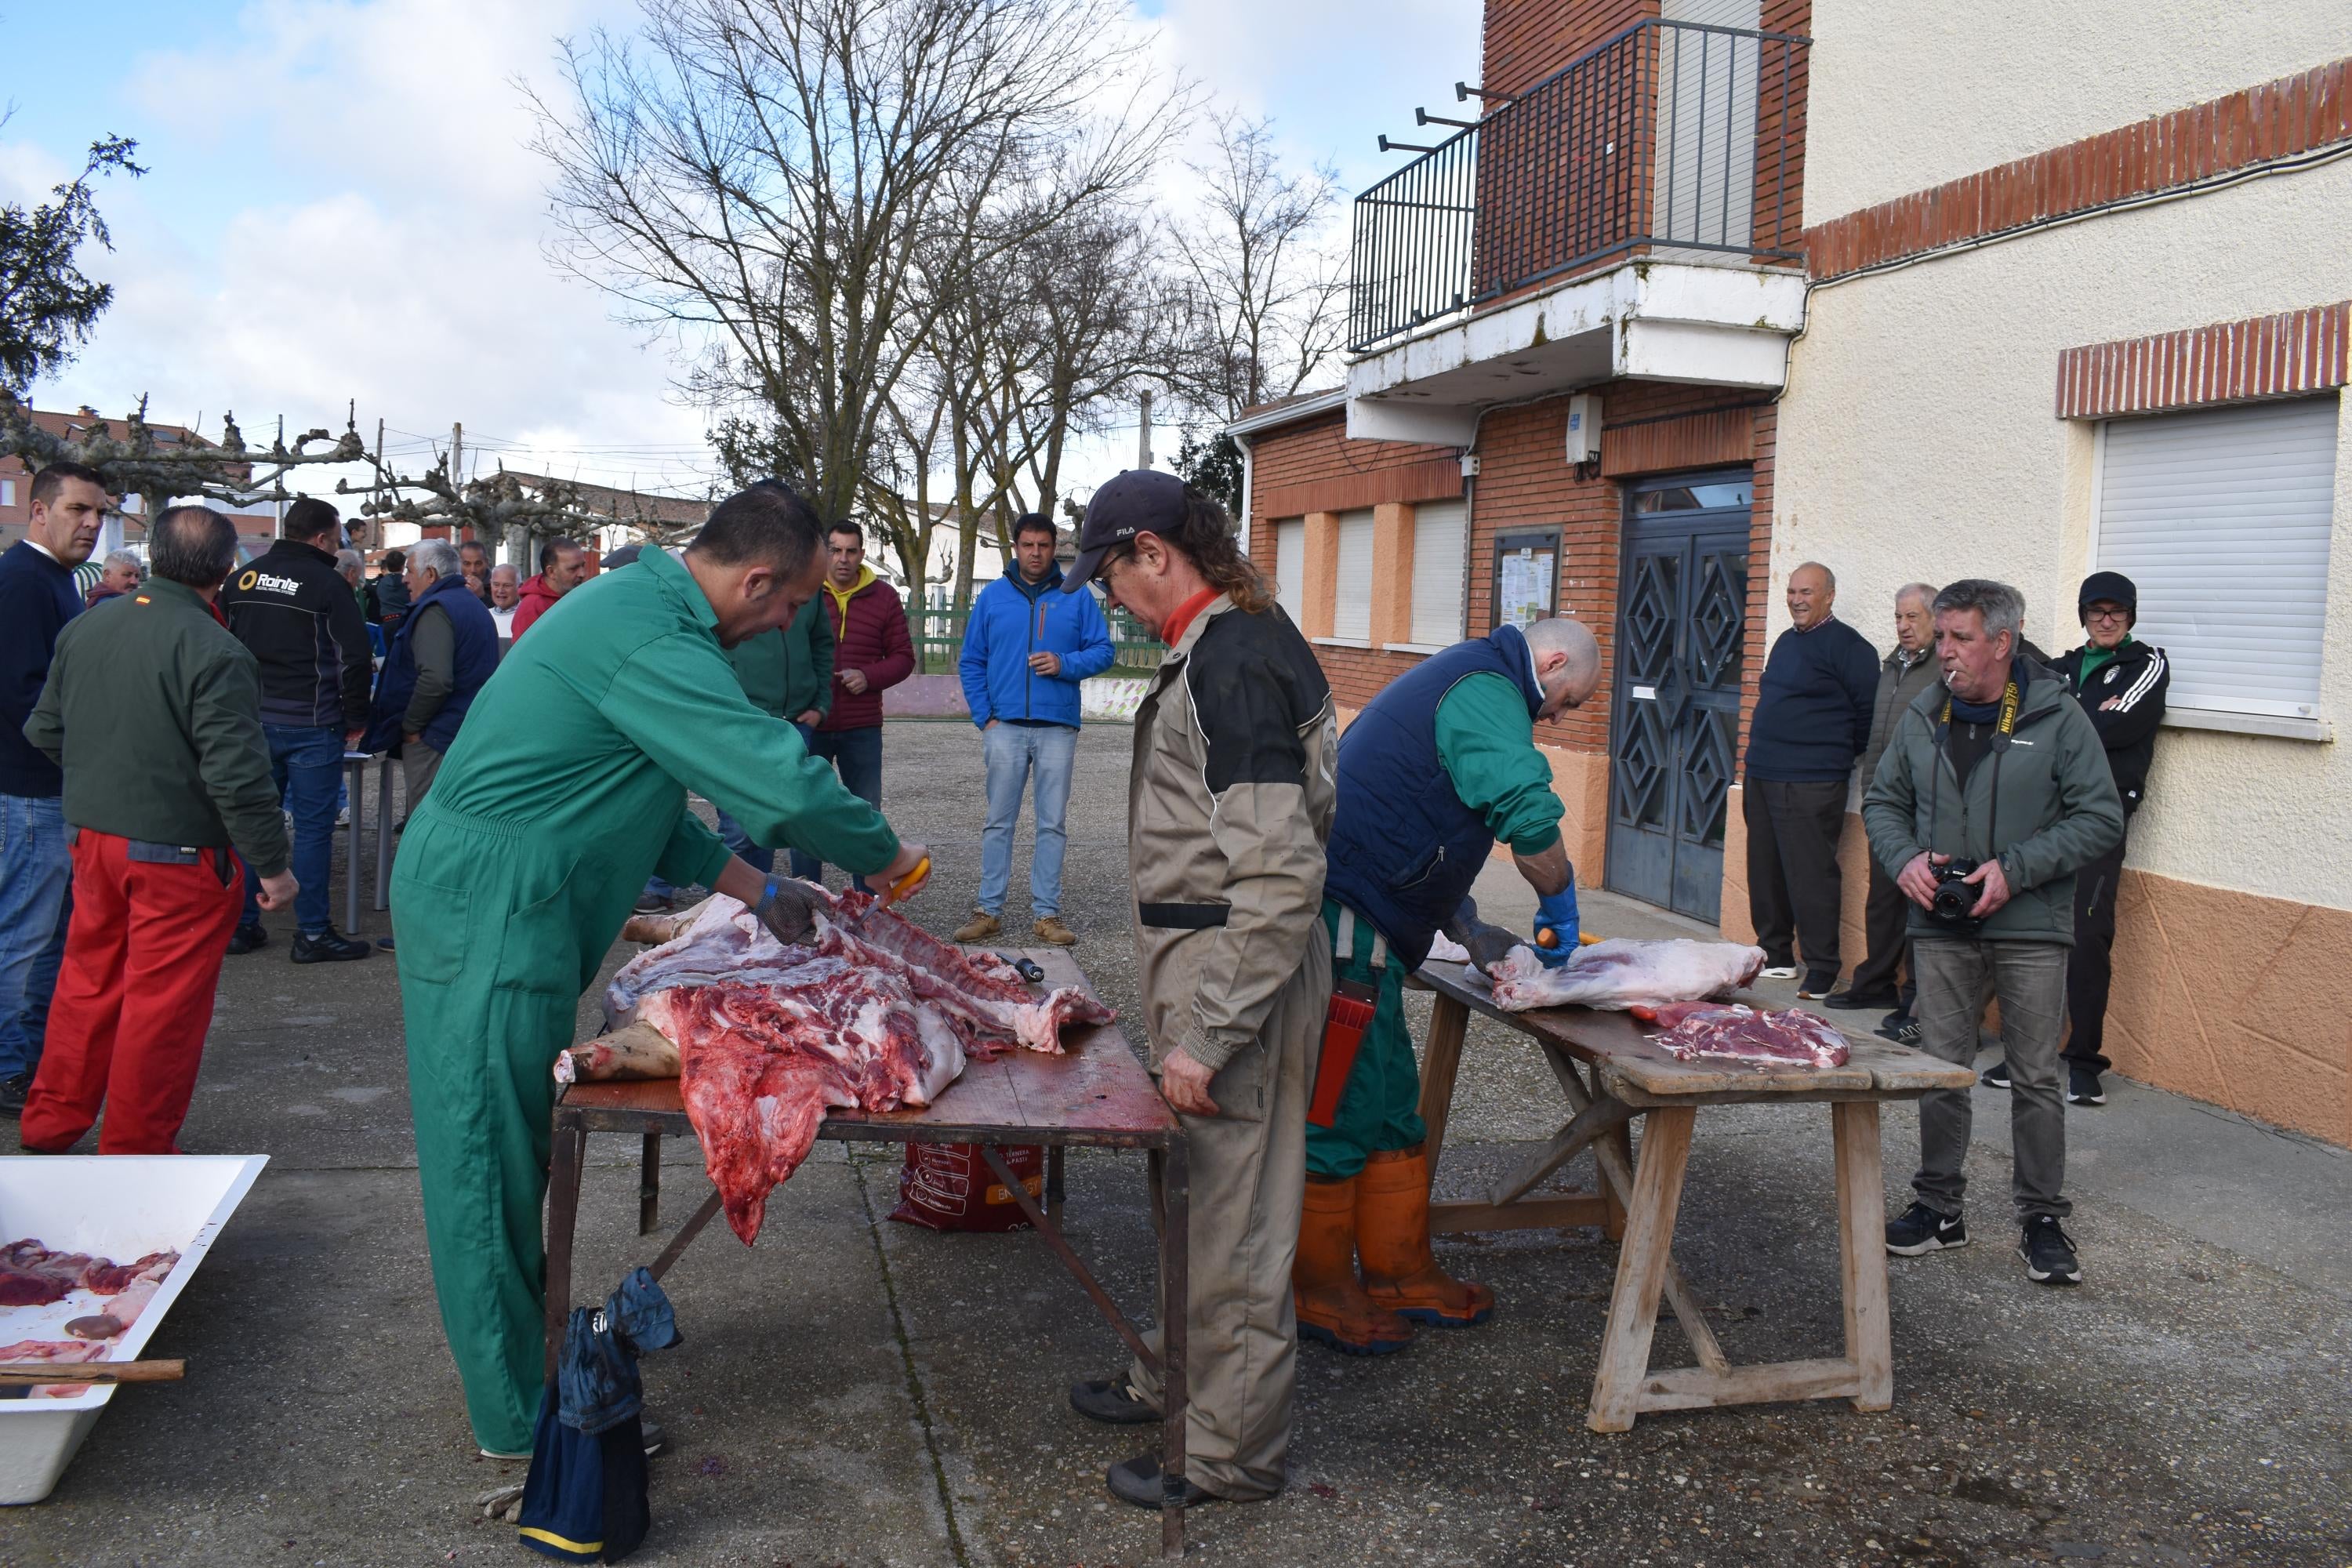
[601,631,901,878]
[1434,671,1566,856]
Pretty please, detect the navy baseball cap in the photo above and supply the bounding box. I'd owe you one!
[1062,470,1188,593]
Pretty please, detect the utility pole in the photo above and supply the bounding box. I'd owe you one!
[1137,389,1153,470]
[274,415,286,538]
[372,419,386,550]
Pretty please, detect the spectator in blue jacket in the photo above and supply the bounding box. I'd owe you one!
[953,514,1113,946]
[1742,561,1881,998]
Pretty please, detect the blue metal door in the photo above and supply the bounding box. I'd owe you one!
[1606,473,1751,921]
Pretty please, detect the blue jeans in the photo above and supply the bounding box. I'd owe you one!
[789,726,884,891]
[242,724,343,935]
[977,723,1076,919]
[0,793,73,1078]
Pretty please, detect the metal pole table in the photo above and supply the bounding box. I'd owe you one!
[338,751,400,935]
[545,949,1192,1558]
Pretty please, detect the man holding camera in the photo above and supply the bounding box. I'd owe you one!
[1862,580,2123,1287]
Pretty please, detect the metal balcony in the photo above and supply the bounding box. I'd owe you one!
[1349,18,1810,354]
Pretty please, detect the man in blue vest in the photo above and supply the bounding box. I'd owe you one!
[365,539,499,917]
[1300,615,1603,1355]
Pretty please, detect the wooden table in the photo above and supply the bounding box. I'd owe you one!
[1410,960,1976,1432]
[545,949,1192,1558]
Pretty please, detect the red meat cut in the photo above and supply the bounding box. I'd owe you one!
[607,890,1114,1245]
[1646,1005,1853,1070]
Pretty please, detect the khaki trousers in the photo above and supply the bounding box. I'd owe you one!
[1127,924,1327,1499]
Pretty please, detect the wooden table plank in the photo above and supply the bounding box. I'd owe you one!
[561,949,1175,1144]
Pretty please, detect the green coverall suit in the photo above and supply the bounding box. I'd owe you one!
[390,546,901,1453]
[1305,670,1569,1179]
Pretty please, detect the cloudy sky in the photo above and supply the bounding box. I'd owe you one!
[2,0,1475,506]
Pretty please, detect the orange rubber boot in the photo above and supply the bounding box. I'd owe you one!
[1291,1174,1414,1356]
[1357,1144,1496,1327]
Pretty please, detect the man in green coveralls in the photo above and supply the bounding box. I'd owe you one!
[1300,616,1602,1355]
[390,483,931,1457]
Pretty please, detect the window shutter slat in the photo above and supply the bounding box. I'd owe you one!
[1410,499,1467,646]
[1334,510,1375,641]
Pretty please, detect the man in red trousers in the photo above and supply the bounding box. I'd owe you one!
[19,505,297,1155]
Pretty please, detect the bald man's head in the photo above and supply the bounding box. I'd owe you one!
[1523,616,1603,720]
[1788,561,1836,630]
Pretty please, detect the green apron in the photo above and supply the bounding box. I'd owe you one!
[390,546,899,1451]
[1303,898,1428,1180]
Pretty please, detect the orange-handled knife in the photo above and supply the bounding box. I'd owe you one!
[882,853,931,905]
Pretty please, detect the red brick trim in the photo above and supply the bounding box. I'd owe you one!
[1806,58,2352,281]
[1599,406,1757,477]
[2055,300,2351,419]
[1254,456,1464,521]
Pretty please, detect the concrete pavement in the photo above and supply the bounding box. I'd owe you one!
[2,720,2344,1567]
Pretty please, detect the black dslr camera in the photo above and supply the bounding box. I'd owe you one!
[1927,858,1983,932]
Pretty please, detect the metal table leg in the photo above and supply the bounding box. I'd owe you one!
[1160,1134,1189,1559]
[375,756,396,911]
[342,754,365,935]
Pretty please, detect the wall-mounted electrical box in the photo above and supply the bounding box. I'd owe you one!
[1564,394,1602,465]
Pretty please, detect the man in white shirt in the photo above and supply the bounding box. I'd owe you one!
[487,564,521,648]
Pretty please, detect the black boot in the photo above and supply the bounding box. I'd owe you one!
[226,923,268,955]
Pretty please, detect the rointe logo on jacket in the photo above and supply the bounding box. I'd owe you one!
[237,569,303,595]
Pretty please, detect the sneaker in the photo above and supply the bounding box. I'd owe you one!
[1032,916,1078,947]
[2019,1215,2082,1285]
[953,909,1002,943]
[1884,1200,1968,1256]
[0,1071,28,1120]
[633,890,673,916]
[226,923,269,956]
[1980,1059,2013,1090]
[1822,988,1899,1011]
[335,808,351,828]
[2067,1068,2106,1106]
[291,927,372,964]
[1797,971,1838,1000]
[1880,1018,1921,1047]
[1759,964,1798,980]
[376,934,397,952]
[1069,1377,1161,1425]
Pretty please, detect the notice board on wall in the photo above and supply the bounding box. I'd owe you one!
[1492,528,1559,630]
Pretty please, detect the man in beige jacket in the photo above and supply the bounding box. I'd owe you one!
[1058,470,1335,1508]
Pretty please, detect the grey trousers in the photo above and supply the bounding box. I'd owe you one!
[401,742,445,818]
[1911,937,2071,1222]
[1126,927,1326,1500]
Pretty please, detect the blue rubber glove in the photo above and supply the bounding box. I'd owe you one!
[1533,885,1581,967]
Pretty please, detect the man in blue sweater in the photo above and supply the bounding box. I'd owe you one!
[1742,561,1881,996]
[953,514,1114,946]
[0,461,107,1116]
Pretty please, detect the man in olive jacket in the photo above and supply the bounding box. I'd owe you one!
[725,589,833,877]
[1862,579,2122,1289]
[19,506,297,1155]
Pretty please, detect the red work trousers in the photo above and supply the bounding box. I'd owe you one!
[21,830,242,1155]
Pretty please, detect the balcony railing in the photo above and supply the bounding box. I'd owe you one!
[1348,18,1810,353]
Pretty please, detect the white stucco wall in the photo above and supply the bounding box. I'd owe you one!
[1770,157,2352,911]
[1804,0,2352,223]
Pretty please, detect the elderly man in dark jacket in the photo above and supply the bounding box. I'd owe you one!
[365,539,500,822]
[1743,561,1881,996]
[1864,579,2123,1288]
[20,506,296,1154]
[1828,582,1940,1032]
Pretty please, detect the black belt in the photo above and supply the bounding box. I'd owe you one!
[1138,902,1230,930]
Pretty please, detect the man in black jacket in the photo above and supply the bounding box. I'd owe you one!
[2040,571,2166,1107]
[1742,561,1881,997]
[216,496,373,962]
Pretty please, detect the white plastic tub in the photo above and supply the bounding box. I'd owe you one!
[0,1155,267,1504]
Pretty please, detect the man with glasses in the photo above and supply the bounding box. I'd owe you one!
[2038,572,2166,1108]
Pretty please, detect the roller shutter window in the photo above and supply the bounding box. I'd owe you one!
[1333,509,1375,641]
[2095,394,2339,719]
[1275,517,1305,616]
[1410,499,1468,647]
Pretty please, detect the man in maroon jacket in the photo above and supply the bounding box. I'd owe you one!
[811,522,913,890]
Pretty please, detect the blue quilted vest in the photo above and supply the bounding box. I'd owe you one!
[366,572,501,754]
[1323,624,1544,969]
